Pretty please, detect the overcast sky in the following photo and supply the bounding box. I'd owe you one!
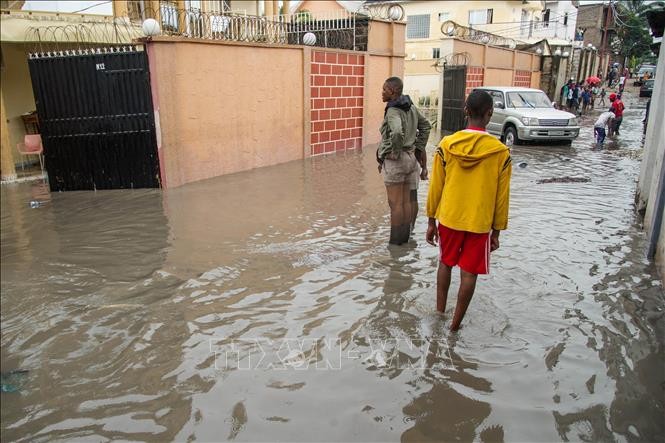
[22,0,651,16]
[22,1,113,15]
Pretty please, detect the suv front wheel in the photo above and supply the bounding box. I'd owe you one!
[503,126,520,147]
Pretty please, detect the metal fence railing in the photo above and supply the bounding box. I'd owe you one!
[139,5,370,51]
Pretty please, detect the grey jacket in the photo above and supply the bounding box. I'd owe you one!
[378,95,431,161]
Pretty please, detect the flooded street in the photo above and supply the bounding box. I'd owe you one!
[1,91,664,442]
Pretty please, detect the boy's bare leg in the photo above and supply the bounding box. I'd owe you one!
[437,263,452,313]
[450,269,478,331]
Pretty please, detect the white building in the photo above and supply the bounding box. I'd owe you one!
[472,0,578,44]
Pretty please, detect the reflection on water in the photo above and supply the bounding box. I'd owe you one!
[1,100,664,442]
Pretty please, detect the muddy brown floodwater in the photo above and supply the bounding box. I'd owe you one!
[1,93,664,442]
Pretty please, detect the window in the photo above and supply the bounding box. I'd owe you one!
[432,47,440,59]
[468,9,493,25]
[521,9,529,36]
[160,0,178,31]
[186,0,201,11]
[506,91,552,108]
[128,0,146,22]
[563,12,569,26]
[487,90,505,107]
[438,12,450,22]
[543,8,550,27]
[407,14,430,39]
[208,0,231,13]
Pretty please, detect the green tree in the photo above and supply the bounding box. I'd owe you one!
[623,0,647,15]
[612,2,653,61]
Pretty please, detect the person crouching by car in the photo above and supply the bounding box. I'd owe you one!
[594,110,615,148]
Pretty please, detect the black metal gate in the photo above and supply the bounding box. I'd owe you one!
[28,48,160,191]
[441,65,467,133]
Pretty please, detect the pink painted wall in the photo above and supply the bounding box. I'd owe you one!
[146,21,405,187]
[363,21,406,146]
[148,38,305,188]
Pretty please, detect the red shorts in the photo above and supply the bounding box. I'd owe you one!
[438,224,491,275]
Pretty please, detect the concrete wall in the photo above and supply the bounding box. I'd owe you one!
[147,38,305,188]
[436,38,542,129]
[484,68,513,86]
[636,42,665,280]
[364,20,405,146]
[147,20,405,188]
[445,38,542,91]
[365,55,391,146]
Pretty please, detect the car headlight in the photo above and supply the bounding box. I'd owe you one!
[521,117,539,126]
[569,118,578,126]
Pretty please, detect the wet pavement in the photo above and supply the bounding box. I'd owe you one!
[1,89,664,442]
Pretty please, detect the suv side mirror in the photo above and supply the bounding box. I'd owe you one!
[494,101,505,109]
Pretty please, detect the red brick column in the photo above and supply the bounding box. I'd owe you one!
[513,70,532,87]
[310,51,365,156]
[465,66,485,96]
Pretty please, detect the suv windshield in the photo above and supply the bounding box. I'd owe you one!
[506,91,552,108]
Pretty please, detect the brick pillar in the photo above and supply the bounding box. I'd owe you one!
[309,50,365,156]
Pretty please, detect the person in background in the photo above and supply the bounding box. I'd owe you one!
[599,87,607,108]
[581,87,592,115]
[426,90,511,331]
[377,77,431,245]
[609,93,625,136]
[570,83,580,115]
[608,68,616,87]
[591,84,599,108]
[561,79,572,110]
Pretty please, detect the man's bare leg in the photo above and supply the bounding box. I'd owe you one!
[450,269,478,331]
[437,263,452,313]
[410,189,418,232]
[400,183,412,243]
[386,184,404,244]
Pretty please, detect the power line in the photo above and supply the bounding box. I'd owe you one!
[70,1,112,14]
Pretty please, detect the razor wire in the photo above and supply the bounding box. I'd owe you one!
[440,21,519,49]
[22,5,379,52]
[358,3,405,21]
[432,51,472,72]
[24,20,143,53]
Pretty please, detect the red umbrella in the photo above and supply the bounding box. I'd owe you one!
[586,76,601,85]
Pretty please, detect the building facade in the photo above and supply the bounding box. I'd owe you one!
[390,0,575,102]
[576,2,619,80]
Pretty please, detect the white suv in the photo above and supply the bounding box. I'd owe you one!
[474,87,580,146]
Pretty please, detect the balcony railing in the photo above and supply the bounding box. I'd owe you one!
[138,4,369,51]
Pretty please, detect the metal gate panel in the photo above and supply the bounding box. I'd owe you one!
[28,49,160,191]
[441,66,467,133]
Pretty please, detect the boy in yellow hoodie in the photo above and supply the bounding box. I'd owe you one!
[426,90,511,331]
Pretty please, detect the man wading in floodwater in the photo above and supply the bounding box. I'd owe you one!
[377,77,431,244]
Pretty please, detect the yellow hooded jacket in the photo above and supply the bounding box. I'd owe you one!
[426,130,512,233]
